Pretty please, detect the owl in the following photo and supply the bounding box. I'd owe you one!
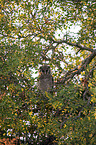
[38,65,54,93]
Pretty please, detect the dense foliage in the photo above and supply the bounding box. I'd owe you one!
[1,0,96,144]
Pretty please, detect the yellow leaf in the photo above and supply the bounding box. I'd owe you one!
[78,65,81,69]
[88,117,90,120]
[29,111,32,116]
[15,113,17,116]
[3,133,6,136]
[81,71,85,75]
[45,91,49,98]
[63,124,66,128]
[89,134,93,137]
[21,88,24,91]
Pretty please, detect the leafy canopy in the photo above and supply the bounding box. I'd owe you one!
[1,0,96,144]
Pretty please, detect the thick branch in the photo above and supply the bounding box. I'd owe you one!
[53,39,95,52]
[56,51,96,84]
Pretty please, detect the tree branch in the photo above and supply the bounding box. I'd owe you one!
[53,39,95,52]
[56,51,96,84]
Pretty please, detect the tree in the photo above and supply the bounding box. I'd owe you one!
[1,0,96,144]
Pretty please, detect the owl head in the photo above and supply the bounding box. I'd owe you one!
[39,65,51,76]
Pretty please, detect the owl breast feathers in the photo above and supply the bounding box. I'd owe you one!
[38,65,53,93]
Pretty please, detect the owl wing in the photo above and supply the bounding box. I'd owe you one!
[38,74,54,93]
